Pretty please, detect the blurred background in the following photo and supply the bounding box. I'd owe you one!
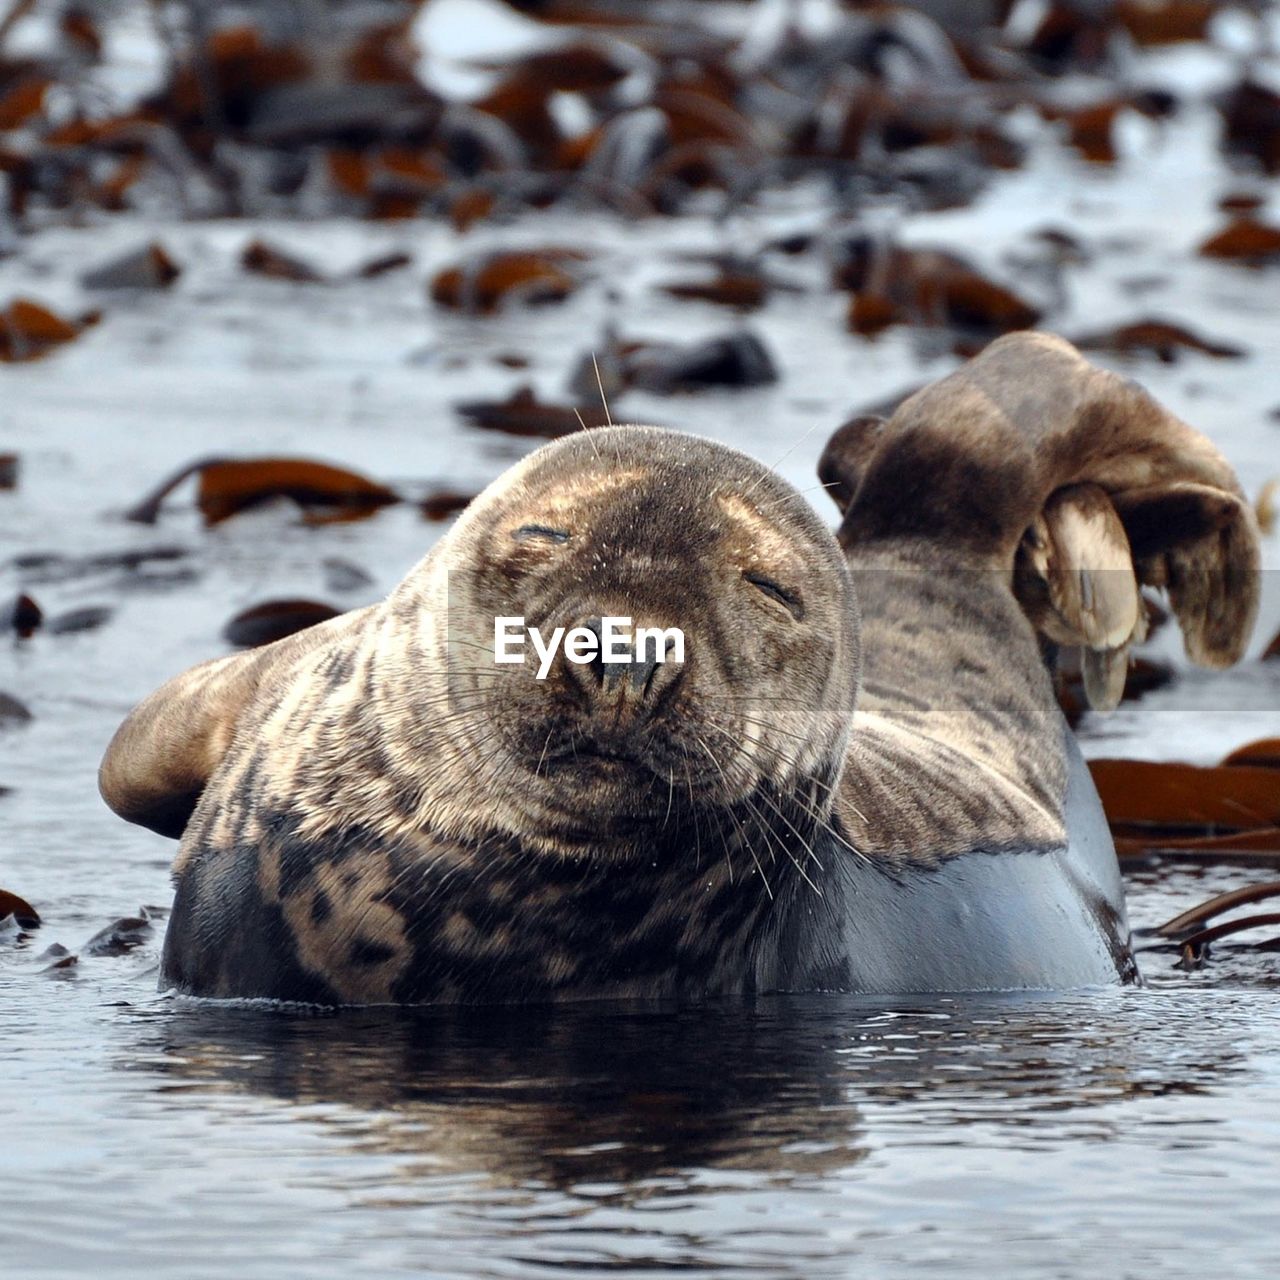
[3,0,1279,792]
[3,0,1280,873]
[4,6,1280,1278]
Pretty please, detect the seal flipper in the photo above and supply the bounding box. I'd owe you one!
[826,332,1261,693]
[99,607,374,837]
[825,332,1260,873]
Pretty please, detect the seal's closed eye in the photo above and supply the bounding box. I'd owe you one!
[744,571,804,621]
[514,524,571,543]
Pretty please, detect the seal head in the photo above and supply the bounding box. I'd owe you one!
[404,427,861,860]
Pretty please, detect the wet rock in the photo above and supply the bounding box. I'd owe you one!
[2,593,43,637]
[1218,191,1266,215]
[46,605,113,635]
[248,82,442,150]
[576,106,671,195]
[1115,1,1216,46]
[421,490,477,522]
[322,557,375,594]
[660,265,769,309]
[0,453,17,490]
[83,913,152,957]
[143,17,443,159]
[84,545,190,576]
[768,232,816,256]
[126,456,401,526]
[241,238,327,282]
[9,546,198,595]
[478,40,634,95]
[38,942,79,973]
[1199,216,1280,265]
[81,242,181,290]
[0,889,41,928]
[571,330,779,397]
[352,250,412,279]
[835,236,1041,348]
[638,331,778,392]
[430,249,587,315]
[1075,319,1246,363]
[456,385,610,438]
[0,692,33,727]
[0,298,92,362]
[223,599,343,648]
[1219,79,1280,175]
[449,189,497,232]
[1023,3,1113,76]
[14,546,170,576]
[472,70,563,164]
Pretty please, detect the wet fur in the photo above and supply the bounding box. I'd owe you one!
[101,333,1258,1003]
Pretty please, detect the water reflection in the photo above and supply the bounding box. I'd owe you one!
[0,982,1266,1279]
[128,992,1247,1196]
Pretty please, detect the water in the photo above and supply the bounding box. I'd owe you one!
[5,4,1280,1275]
[3,978,1280,1277]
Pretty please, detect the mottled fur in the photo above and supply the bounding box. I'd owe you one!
[823,333,1259,858]
[100,333,1257,1003]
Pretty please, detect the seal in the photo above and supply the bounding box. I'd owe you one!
[100,332,1260,1003]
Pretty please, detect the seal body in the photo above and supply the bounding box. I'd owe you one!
[101,333,1259,1003]
[159,726,1132,1003]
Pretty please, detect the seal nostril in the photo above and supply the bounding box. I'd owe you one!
[628,655,660,696]
[564,615,678,706]
[579,616,610,688]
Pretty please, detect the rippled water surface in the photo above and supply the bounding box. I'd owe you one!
[6,2,1280,1275]
[3,975,1280,1278]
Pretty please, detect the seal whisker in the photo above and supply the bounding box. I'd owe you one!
[591,351,613,428]
[702,724,862,821]
[691,732,773,901]
[572,407,603,462]
[682,760,708,877]
[792,794,872,868]
[741,481,841,529]
[535,728,555,778]
[698,693,814,707]
[697,713,827,752]
[697,721,830,877]
[740,420,826,502]
[695,720,869,869]
[749,788,826,888]
[742,791,822,896]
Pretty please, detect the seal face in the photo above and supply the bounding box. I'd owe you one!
[430,430,859,861]
[100,334,1260,1004]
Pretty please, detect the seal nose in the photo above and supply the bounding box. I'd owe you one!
[568,615,681,712]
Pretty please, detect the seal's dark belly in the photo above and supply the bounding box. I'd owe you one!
[778,736,1136,994]
[162,737,1135,1004]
